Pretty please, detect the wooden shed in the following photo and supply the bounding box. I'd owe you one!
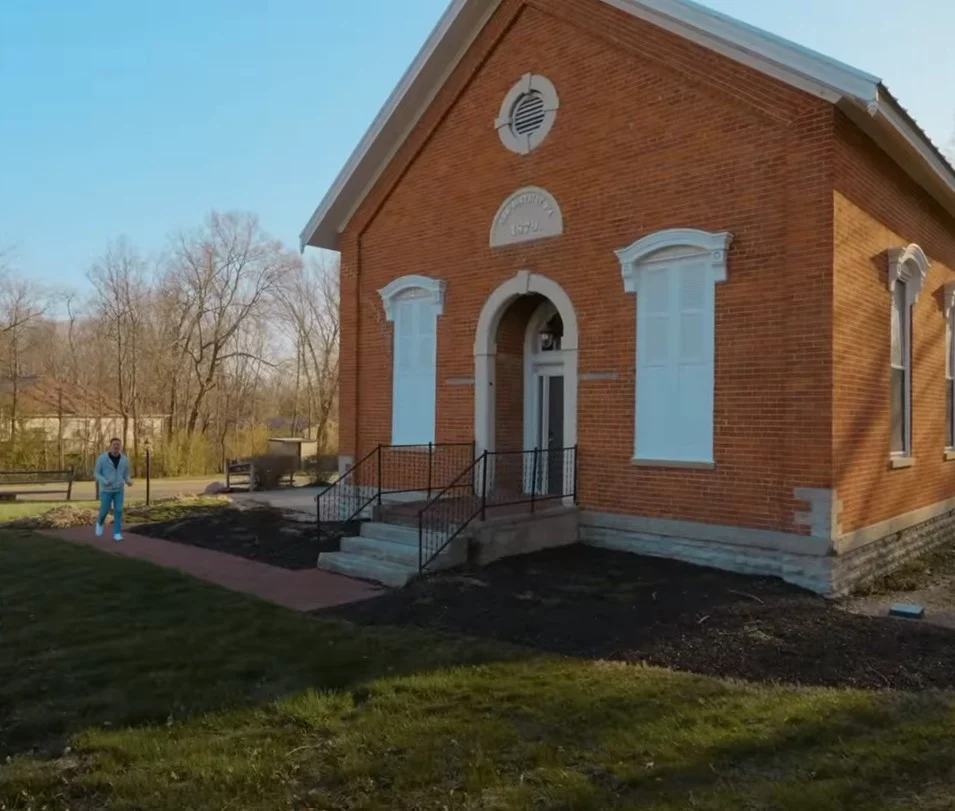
[266,437,320,469]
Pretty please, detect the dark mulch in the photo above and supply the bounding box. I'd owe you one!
[328,545,955,691]
[133,504,329,570]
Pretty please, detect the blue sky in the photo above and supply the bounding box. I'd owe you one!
[1,0,952,288]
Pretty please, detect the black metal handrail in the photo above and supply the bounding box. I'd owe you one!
[316,446,379,553]
[316,441,476,554]
[376,442,475,502]
[417,445,578,572]
[417,453,487,572]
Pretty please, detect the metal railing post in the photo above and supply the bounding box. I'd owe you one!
[376,445,383,507]
[418,511,424,573]
[471,442,478,496]
[530,448,538,515]
[427,441,433,500]
[573,445,579,503]
[316,481,322,556]
[480,451,489,522]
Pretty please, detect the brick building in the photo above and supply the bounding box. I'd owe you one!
[302,0,955,593]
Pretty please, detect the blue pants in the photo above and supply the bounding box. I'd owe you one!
[98,489,125,534]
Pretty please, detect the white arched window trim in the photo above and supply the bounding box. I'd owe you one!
[378,274,446,321]
[945,282,955,459]
[887,245,929,466]
[378,275,446,447]
[617,228,733,468]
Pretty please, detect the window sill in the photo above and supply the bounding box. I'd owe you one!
[945,450,955,462]
[889,455,915,470]
[631,458,715,471]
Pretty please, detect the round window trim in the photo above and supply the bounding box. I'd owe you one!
[495,73,559,155]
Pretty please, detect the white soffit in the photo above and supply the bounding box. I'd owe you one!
[300,0,955,251]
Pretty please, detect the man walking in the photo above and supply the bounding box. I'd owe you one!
[94,437,133,541]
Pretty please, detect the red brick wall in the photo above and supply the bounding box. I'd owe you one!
[833,113,955,533]
[337,0,836,533]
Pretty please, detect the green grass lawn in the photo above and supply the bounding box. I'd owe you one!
[3,534,955,810]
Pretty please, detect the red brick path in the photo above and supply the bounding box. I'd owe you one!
[44,527,385,612]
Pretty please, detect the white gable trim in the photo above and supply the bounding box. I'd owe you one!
[300,0,955,252]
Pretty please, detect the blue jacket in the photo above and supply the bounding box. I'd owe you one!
[94,452,131,494]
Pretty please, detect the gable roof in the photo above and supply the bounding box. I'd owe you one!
[301,0,955,252]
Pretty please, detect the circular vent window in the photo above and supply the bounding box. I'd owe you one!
[511,91,546,136]
[496,74,559,155]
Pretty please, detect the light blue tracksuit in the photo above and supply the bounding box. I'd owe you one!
[94,452,131,534]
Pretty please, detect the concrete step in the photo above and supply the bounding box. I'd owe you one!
[359,521,422,546]
[341,535,422,567]
[317,551,418,588]
[341,534,464,569]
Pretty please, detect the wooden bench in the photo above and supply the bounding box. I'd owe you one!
[0,468,75,501]
[225,459,252,490]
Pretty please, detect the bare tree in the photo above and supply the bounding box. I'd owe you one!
[0,213,341,475]
[0,272,47,440]
[88,238,148,454]
[276,254,340,449]
[167,211,298,435]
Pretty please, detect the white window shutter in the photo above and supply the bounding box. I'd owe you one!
[633,257,717,463]
[413,298,437,444]
[620,228,730,466]
[674,260,713,461]
[636,267,672,460]
[391,294,438,445]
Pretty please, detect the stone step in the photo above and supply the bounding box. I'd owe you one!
[317,551,418,588]
[359,521,423,546]
[341,535,422,567]
[341,534,464,569]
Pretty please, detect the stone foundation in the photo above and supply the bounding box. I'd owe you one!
[830,507,955,595]
[580,506,955,596]
[580,511,832,593]
[469,507,578,567]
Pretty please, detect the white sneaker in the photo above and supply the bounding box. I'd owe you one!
[113,533,123,542]
[95,523,104,537]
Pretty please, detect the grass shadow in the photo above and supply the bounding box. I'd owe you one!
[0,531,530,759]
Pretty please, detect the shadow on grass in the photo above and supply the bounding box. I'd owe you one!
[581,689,955,809]
[0,531,530,759]
[7,657,955,810]
[7,533,955,809]
[326,545,955,692]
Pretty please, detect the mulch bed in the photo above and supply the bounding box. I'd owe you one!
[328,545,955,691]
[133,505,327,570]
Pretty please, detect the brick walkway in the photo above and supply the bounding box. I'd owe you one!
[43,527,385,612]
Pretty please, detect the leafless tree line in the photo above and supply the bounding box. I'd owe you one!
[0,211,339,474]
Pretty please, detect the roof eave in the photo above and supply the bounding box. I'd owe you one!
[839,87,955,220]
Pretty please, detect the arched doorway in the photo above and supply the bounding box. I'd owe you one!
[474,271,578,501]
